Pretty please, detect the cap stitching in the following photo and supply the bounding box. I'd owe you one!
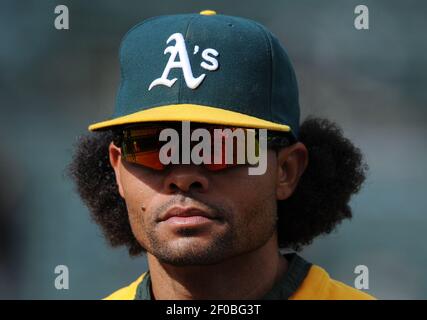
[252,22,273,123]
[116,15,162,109]
[117,14,193,108]
[178,16,198,104]
[118,15,162,84]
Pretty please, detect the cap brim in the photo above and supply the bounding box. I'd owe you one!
[88,104,291,132]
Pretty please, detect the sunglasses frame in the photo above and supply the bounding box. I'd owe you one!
[112,122,296,171]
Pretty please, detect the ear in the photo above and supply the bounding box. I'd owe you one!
[109,142,125,198]
[276,142,309,200]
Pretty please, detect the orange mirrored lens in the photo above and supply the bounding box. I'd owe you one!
[123,150,165,170]
[121,125,252,171]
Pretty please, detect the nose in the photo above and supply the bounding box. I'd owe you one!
[163,165,209,194]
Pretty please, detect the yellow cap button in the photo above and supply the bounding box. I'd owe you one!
[200,10,217,16]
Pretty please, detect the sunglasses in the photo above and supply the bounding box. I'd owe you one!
[114,123,293,171]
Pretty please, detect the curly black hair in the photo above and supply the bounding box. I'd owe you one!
[67,116,368,256]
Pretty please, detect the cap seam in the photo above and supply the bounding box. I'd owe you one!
[179,16,198,104]
[118,14,193,54]
[117,14,194,107]
[116,16,160,109]
[252,22,273,123]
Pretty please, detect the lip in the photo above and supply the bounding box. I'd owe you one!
[159,207,219,223]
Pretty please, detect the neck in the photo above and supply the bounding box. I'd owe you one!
[146,235,288,300]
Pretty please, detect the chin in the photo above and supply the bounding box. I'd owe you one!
[151,238,235,266]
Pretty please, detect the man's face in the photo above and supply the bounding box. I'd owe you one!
[110,144,283,266]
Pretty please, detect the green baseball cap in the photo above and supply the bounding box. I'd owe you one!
[89,10,300,140]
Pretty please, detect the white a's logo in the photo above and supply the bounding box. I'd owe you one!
[148,33,219,91]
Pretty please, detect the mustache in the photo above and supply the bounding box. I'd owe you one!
[152,195,230,222]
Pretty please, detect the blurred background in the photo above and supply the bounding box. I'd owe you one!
[0,0,426,299]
